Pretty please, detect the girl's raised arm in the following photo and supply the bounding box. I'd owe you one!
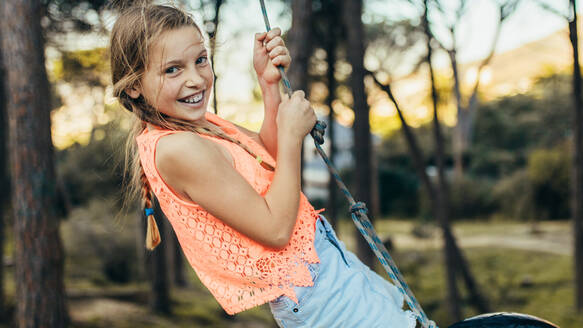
[253,28,290,159]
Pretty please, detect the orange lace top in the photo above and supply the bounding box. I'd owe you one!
[136,111,322,314]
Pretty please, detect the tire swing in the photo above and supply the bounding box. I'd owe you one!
[258,1,560,327]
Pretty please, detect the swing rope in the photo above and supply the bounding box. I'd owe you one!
[258,1,437,327]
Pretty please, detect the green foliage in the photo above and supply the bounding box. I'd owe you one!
[61,197,140,284]
[56,120,127,209]
[527,146,571,220]
[376,72,574,221]
[491,145,570,221]
[448,176,497,219]
[492,170,534,220]
[51,48,110,86]
[378,165,419,216]
[470,74,572,179]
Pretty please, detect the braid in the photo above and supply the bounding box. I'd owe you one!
[140,161,161,250]
[140,164,153,209]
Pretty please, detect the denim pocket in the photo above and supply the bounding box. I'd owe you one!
[319,217,350,267]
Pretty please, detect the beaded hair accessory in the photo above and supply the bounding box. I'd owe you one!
[145,207,161,250]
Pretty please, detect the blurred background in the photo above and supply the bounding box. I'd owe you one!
[1,0,583,327]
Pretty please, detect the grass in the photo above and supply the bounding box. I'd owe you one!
[1,216,582,327]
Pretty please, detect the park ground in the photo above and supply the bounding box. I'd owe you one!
[1,217,582,328]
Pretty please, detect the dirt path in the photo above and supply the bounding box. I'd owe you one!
[338,220,573,256]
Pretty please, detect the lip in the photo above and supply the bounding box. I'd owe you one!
[177,90,205,107]
[178,90,205,101]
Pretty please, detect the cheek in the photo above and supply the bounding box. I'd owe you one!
[160,80,183,99]
[204,67,214,85]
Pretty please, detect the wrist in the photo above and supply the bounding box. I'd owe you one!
[258,77,280,91]
[277,131,303,150]
[260,82,282,116]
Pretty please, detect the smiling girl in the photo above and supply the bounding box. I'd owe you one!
[110,4,416,327]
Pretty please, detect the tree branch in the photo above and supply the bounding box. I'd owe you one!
[365,69,437,198]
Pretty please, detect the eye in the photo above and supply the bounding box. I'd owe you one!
[196,56,208,65]
[165,66,179,74]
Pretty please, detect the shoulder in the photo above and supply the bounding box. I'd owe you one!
[155,132,234,199]
[156,131,234,168]
[156,132,205,164]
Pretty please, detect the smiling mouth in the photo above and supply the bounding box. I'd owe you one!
[178,91,204,104]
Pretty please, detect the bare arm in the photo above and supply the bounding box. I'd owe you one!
[253,27,290,159]
[157,92,315,249]
[258,81,281,158]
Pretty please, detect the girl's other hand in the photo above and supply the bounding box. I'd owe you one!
[276,91,316,144]
[253,27,291,85]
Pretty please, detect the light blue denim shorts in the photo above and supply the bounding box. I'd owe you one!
[269,216,417,328]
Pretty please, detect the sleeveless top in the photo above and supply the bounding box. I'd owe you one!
[136,111,322,314]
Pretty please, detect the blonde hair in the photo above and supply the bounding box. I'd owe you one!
[110,4,274,249]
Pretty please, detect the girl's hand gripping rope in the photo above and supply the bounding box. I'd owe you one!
[276,90,316,144]
[253,27,291,86]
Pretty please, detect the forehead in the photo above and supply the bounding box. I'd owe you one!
[149,26,205,65]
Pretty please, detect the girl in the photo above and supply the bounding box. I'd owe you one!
[110,4,416,328]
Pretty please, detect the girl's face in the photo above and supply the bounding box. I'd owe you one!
[129,26,213,122]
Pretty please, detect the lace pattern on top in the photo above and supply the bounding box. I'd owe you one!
[136,112,322,314]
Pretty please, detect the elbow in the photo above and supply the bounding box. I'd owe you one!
[267,227,293,250]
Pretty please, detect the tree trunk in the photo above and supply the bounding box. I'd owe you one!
[0,0,69,326]
[144,198,170,314]
[369,68,490,317]
[287,0,312,93]
[425,3,492,318]
[172,232,187,287]
[0,40,6,318]
[449,3,506,178]
[450,48,465,179]
[342,0,375,267]
[164,212,186,287]
[287,0,312,189]
[423,2,461,320]
[325,6,338,228]
[135,205,146,280]
[209,0,224,114]
[569,0,583,311]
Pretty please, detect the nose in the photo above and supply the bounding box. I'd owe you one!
[184,67,205,89]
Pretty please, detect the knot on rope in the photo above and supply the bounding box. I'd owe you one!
[349,201,368,215]
[310,120,327,145]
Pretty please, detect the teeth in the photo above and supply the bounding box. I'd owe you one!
[182,92,203,104]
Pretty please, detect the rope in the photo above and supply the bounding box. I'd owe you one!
[258,2,437,328]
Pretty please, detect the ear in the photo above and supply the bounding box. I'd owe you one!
[126,85,141,99]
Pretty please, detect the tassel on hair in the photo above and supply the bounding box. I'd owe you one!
[145,208,161,250]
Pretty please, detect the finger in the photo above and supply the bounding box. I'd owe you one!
[292,90,305,99]
[266,27,282,41]
[255,32,267,42]
[269,46,288,59]
[254,32,267,51]
[265,36,285,52]
[272,55,291,67]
